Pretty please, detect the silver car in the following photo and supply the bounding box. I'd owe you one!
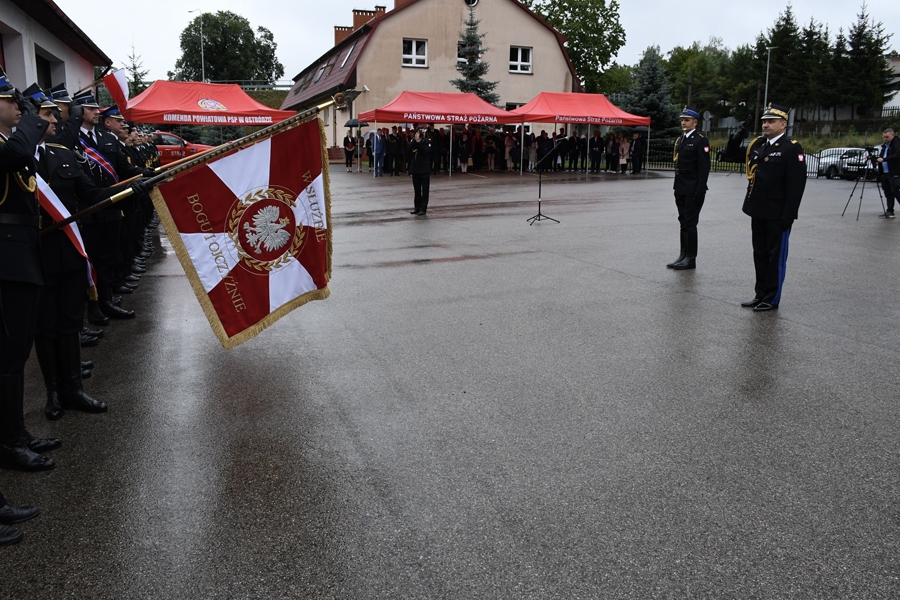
[816,147,867,179]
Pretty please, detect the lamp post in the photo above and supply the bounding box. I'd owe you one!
[188,10,206,82]
[763,46,777,108]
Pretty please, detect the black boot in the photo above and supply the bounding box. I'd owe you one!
[666,231,687,268]
[0,375,55,472]
[672,231,697,270]
[87,300,109,326]
[56,334,107,414]
[34,337,63,421]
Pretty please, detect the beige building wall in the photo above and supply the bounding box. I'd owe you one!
[339,0,573,144]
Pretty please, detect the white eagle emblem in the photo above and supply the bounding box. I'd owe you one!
[243,205,291,254]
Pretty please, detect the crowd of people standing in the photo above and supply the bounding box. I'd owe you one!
[343,124,647,176]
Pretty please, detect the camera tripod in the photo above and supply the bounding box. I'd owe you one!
[841,155,885,221]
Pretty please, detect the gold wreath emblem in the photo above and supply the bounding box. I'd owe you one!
[227,187,305,273]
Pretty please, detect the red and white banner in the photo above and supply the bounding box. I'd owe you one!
[35,175,98,293]
[150,118,332,348]
[102,69,130,110]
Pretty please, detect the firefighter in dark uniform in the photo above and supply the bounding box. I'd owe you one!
[75,92,144,323]
[668,107,711,270]
[722,103,806,311]
[28,86,143,420]
[0,74,58,475]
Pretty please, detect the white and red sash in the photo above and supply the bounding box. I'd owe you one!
[80,134,119,183]
[35,174,98,291]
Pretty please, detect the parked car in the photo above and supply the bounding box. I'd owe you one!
[153,131,214,166]
[842,145,881,180]
[816,147,866,179]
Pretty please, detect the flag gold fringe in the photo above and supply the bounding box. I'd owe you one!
[149,116,333,350]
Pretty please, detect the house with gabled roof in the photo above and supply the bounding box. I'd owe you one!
[0,0,111,93]
[280,0,579,147]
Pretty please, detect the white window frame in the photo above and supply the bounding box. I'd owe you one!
[402,38,428,68]
[509,46,532,73]
[341,42,356,69]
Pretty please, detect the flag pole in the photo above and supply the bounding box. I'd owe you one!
[42,102,330,236]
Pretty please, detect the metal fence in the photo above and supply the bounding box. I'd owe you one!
[644,138,861,179]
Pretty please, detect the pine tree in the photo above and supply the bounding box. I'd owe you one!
[123,45,150,97]
[623,46,678,134]
[846,3,895,117]
[450,5,500,105]
[755,6,803,109]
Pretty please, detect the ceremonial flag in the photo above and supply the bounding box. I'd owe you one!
[35,174,98,297]
[150,118,332,348]
[102,69,130,111]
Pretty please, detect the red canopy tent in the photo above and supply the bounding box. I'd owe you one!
[122,81,295,126]
[510,92,650,175]
[357,91,520,125]
[509,92,649,126]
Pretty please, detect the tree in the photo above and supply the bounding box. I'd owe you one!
[523,0,625,93]
[170,11,285,84]
[794,19,831,120]
[450,5,500,105]
[754,6,804,109]
[666,38,731,118]
[623,46,678,134]
[596,62,632,95]
[719,44,759,121]
[123,45,150,97]
[846,3,895,116]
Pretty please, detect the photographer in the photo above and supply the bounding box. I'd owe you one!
[876,128,900,219]
[407,128,432,216]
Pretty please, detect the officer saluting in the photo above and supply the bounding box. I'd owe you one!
[724,103,806,311]
[668,107,710,270]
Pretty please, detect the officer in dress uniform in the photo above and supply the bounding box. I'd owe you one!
[722,103,806,311]
[74,92,144,323]
[0,74,57,474]
[28,87,146,419]
[668,107,711,270]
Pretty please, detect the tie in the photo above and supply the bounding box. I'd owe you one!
[88,131,96,146]
[37,147,48,180]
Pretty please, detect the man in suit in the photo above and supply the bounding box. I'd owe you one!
[722,103,806,311]
[876,128,900,218]
[0,74,56,473]
[589,130,603,173]
[668,107,711,270]
[630,132,645,175]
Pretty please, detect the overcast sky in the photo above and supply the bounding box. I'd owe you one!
[53,0,897,84]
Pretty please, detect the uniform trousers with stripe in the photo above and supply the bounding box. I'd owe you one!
[751,218,791,305]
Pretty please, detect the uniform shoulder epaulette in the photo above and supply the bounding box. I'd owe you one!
[791,140,798,144]
[46,143,69,150]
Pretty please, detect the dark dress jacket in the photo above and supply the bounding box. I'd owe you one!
[738,136,806,220]
[407,139,432,175]
[673,132,711,197]
[0,115,49,285]
[38,143,114,277]
[79,128,143,223]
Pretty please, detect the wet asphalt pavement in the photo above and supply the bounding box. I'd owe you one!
[3,166,900,598]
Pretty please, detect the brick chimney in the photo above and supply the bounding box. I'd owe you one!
[334,25,353,46]
[375,5,386,18]
[353,9,376,31]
